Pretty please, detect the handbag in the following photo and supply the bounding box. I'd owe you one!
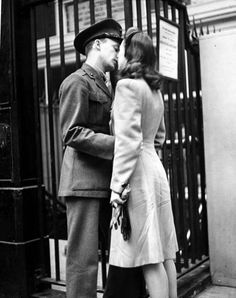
[120,198,131,241]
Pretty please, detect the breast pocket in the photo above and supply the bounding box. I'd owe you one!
[88,92,110,125]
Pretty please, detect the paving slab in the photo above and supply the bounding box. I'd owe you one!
[195,285,236,298]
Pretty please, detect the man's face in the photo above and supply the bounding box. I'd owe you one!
[99,38,120,72]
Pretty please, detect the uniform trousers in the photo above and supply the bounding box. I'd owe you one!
[66,196,146,298]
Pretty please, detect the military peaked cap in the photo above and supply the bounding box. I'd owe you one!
[74,18,123,55]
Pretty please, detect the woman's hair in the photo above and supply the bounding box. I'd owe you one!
[118,29,162,90]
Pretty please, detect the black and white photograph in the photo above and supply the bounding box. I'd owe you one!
[0,0,236,297]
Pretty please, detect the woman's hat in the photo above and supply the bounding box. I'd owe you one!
[74,18,123,55]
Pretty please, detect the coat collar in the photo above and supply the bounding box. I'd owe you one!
[81,63,111,98]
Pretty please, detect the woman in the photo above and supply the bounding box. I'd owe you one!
[106,28,179,298]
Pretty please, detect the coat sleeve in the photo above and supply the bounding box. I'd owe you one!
[59,73,114,160]
[110,79,143,194]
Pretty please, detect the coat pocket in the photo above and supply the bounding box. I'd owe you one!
[89,92,109,125]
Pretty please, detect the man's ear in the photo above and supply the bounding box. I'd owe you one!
[93,39,101,51]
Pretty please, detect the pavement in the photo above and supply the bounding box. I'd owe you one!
[99,285,236,297]
[195,285,236,298]
[47,240,236,298]
[82,284,236,298]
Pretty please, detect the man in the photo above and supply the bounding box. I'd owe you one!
[58,18,146,298]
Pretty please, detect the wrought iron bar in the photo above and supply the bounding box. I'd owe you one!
[106,0,112,18]
[175,5,189,269]
[187,51,202,260]
[175,85,189,269]
[154,0,160,67]
[171,4,176,22]
[179,8,197,264]
[163,0,168,18]
[167,80,181,272]
[100,237,107,288]
[73,0,81,69]
[136,0,142,30]
[43,2,61,280]
[145,0,152,37]
[58,0,65,80]
[194,47,208,256]
[90,0,95,24]
[40,103,51,191]
[123,0,133,30]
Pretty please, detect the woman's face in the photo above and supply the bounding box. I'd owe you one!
[118,40,127,70]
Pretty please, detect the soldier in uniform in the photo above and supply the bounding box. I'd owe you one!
[58,19,146,298]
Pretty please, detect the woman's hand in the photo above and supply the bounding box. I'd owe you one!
[110,191,123,229]
[110,191,124,208]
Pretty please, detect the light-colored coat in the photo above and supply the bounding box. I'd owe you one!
[109,78,178,267]
[110,78,165,194]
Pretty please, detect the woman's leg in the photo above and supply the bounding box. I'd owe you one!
[142,263,168,298]
[163,259,177,298]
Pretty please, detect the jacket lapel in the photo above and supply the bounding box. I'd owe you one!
[95,76,111,98]
[82,64,111,98]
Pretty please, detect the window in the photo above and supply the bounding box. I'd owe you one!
[65,2,75,33]
[64,0,124,33]
[65,0,92,33]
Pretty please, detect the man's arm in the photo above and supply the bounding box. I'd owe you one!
[59,73,114,160]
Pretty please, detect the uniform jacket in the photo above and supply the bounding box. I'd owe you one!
[58,63,114,198]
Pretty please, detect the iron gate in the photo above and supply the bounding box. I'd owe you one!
[23,0,208,293]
